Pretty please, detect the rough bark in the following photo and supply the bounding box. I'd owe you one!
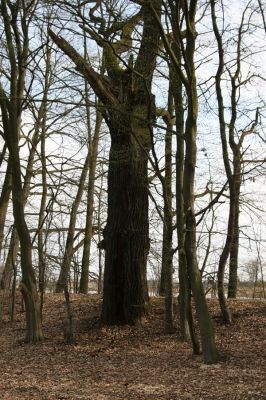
[49,0,162,325]
[102,115,149,323]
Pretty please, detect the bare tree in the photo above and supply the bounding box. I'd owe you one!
[0,0,43,342]
[49,0,162,325]
[211,0,262,323]
[151,0,218,363]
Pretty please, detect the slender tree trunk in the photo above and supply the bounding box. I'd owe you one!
[98,249,103,295]
[181,3,218,363]
[0,0,43,342]
[79,23,102,294]
[0,230,19,290]
[97,164,104,295]
[211,0,233,324]
[184,125,217,360]
[171,56,192,344]
[10,256,17,322]
[163,215,174,333]
[153,0,201,352]
[218,159,241,320]
[56,152,90,293]
[5,94,43,342]
[217,194,234,324]
[79,108,102,293]
[55,145,92,342]
[159,231,167,296]
[38,41,51,317]
[38,114,48,318]
[228,166,241,298]
[0,65,46,290]
[162,92,174,333]
[0,144,7,168]
[211,0,253,316]
[0,156,12,258]
[183,114,218,362]
[228,209,239,298]
[9,127,43,343]
[0,126,43,290]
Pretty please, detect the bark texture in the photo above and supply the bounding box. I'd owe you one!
[49,0,162,325]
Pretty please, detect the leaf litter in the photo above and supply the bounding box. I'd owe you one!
[0,293,265,399]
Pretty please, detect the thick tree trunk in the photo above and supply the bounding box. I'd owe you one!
[101,2,161,324]
[101,119,149,324]
[49,0,162,326]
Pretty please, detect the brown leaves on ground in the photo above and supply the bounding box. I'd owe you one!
[0,293,265,400]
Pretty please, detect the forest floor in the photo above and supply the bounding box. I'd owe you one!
[0,293,265,400]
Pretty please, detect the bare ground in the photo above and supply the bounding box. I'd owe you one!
[0,293,265,400]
